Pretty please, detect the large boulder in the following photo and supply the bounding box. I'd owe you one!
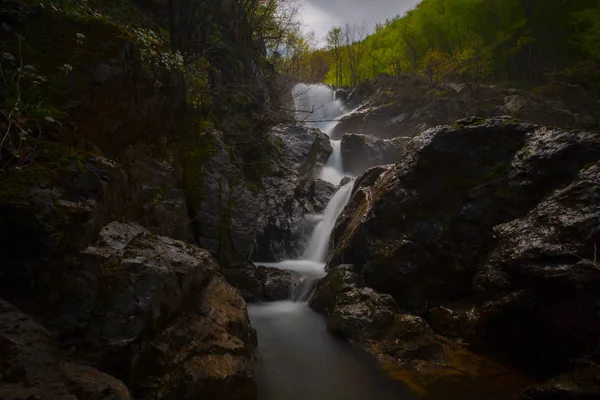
[53,222,216,377]
[0,151,194,326]
[341,133,407,175]
[309,266,531,400]
[0,299,132,400]
[327,116,600,385]
[130,276,257,400]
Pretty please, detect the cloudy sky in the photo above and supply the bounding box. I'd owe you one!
[298,0,421,46]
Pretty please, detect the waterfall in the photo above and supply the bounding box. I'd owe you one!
[320,140,345,186]
[303,181,354,263]
[255,83,355,301]
[259,180,354,301]
[292,83,343,134]
[292,83,347,185]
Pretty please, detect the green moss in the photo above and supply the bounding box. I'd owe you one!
[0,141,87,206]
[482,162,507,182]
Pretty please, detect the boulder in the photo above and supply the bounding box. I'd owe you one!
[309,270,529,400]
[0,299,132,400]
[0,153,194,326]
[130,276,257,400]
[519,372,600,400]
[341,133,407,175]
[221,264,301,302]
[55,222,216,376]
[327,116,600,383]
[309,264,363,315]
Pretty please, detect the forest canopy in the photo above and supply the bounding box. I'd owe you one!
[279,0,600,92]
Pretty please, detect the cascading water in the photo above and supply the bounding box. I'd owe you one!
[291,83,348,185]
[248,83,410,400]
[257,180,354,301]
[303,182,353,263]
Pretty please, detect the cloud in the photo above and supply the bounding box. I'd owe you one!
[298,0,420,45]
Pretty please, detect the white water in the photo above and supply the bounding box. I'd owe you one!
[303,182,354,263]
[292,83,348,185]
[248,84,409,400]
[320,140,345,185]
[257,180,354,301]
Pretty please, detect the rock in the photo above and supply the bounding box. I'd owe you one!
[311,179,336,213]
[188,124,334,264]
[258,265,299,301]
[331,74,598,140]
[0,156,141,322]
[0,299,132,400]
[467,163,600,374]
[309,264,363,316]
[339,176,353,188]
[0,152,195,326]
[341,133,407,175]
[130,276,257,400]
[130,156,194,242]
[327,287,400,340]
[221,264,301,302]
[55,222,216,376]
[519,371,600,400]
[328,117,600,381]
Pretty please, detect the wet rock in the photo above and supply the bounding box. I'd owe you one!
[339,176,353,188]
[341,133,407,175]
[131,156,194,242]
[0,299,132,400]
[222,264,301,302]
[328,117,600,382]
[130,276,257,400]
[311,179,336,213]
[519,370,600,400]
[258,266,299,301]
[309,264,363,315]
[0,153,195,325]
[331,74,598,140]
[327,287,400,340]
[56,222,215,376]
[189,124,334,264]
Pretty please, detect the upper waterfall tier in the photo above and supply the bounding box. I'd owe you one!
[292,83,344,135]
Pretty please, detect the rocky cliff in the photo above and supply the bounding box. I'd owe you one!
[332,74,599,140]
[310,116,600,398]
[0,0,333,398]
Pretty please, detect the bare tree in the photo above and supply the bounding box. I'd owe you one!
[343,22,368,86]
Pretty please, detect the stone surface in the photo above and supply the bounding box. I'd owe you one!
[57,222,215,377]
[188,124,334,264]
[221,264,302,302]
[325,116,600,389]
[0,153,194,326]
[130,276,257,400]
[0,299,132,400]
[309,264,363,316]
[331,74,598,140]
[341,133,407,175]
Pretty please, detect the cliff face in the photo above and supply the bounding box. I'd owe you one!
[0,0,323,398]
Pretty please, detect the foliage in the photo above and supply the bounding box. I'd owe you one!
[303,0,600,90]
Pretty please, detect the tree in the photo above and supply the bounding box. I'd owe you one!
[326,27,344,87]
[343,22,368,86]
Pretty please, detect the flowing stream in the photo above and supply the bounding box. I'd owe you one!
[248,84,412,400]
